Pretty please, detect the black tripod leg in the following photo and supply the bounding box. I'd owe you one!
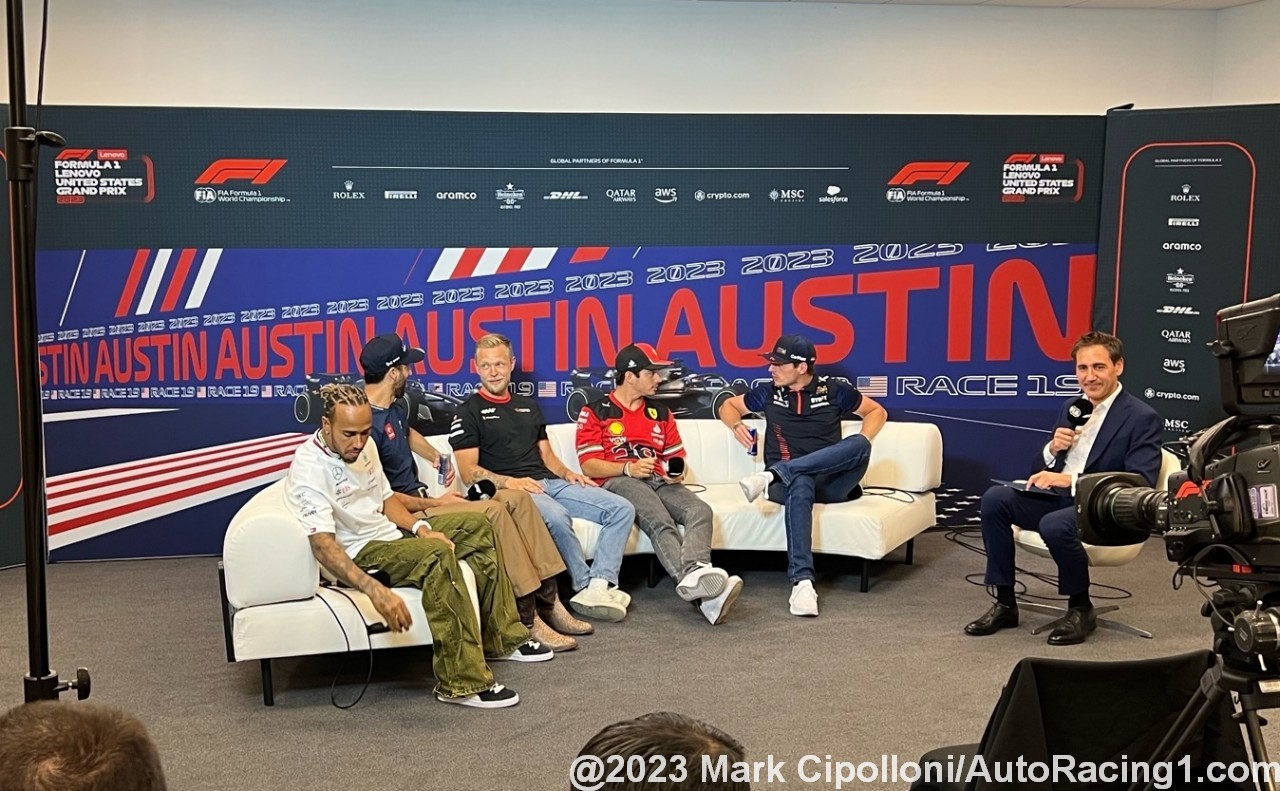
[1129,684,1226,791]
[1241,709,1277,791]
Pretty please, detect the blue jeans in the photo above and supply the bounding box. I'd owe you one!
[766,433,873,584]
[530,478,636,590]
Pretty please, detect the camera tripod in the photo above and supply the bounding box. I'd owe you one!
[1130,656,1280,791]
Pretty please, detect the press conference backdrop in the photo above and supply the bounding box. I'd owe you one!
[1095,104,1280,440]
[26,107,1106,560]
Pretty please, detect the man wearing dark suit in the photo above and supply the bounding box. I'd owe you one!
[964,331,1162,645]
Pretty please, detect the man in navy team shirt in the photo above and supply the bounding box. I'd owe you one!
[717,334,887,617]
[360,334,590,652]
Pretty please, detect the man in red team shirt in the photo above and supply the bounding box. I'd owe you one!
[575,343,744,625]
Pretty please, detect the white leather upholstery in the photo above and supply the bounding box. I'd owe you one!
[1013,449,1181,566]
[439,419,942,563]
[222,479,481,665]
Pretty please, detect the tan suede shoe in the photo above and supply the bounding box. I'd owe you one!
[541,597,595,635]
[531,615,578,652]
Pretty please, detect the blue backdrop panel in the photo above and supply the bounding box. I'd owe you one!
[24,106,1104,559]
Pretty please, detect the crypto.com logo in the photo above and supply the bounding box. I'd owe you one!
[888,161,969,186]
[194,158,288,185]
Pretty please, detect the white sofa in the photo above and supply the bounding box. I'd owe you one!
[422,418,943,592]
[219,479,481,705]
[220,418,940,704]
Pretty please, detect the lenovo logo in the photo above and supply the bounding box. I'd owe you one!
[888,161,969,186]
[195,158,288,185]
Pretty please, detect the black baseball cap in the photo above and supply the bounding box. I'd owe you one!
[360,334,425,376]
[615,343,673,373]
[762,334,817,365]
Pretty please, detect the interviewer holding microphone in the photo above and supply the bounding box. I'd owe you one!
[964,331,1163,645]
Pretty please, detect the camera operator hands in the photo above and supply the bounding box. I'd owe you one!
[1049,427,1081,455]
[1026,471,1072,491]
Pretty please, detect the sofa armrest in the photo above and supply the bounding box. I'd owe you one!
[223,481,321,610]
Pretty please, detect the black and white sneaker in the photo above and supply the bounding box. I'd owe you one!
[436,683,520,709]
[490,639,554,663]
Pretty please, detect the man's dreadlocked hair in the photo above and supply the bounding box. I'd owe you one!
[319,383,368,421]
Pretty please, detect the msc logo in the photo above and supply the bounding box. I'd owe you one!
[888,161,969,186]
[1164,418,1191,432]
[194,158,287,185]
[654,188,677,204]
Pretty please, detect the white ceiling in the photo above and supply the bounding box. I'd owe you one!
[694,0,1256,9]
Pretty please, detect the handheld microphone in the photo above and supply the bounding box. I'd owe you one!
[467,479,497,501]
[1052,397,1095,467]
[666,457,685,478]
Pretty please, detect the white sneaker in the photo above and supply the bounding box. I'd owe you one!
[700,576,743,625]
[676,562,729,602]
[789,580,818,617]
[609,587,632,608]
[436,683,520,709]
[739,471,772,502]
[570,586,627,622]
[489,639,554,663]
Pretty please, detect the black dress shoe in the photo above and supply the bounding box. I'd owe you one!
[964,603,1019,636]
[1047,607,1097,645]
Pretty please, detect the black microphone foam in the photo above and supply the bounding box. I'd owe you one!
[467,480,497,501]
[666,457,685,478]
[1050,397,1095,469]
[1066,397,1094,428]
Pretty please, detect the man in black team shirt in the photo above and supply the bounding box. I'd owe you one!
[451,333,637,623]
[717,334,886,617]
[360,334,590,652]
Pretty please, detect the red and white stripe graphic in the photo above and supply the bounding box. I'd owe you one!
[425,246,610,282]
[427,247,557,282]
[47,432,307,549]
[115,248,222,317]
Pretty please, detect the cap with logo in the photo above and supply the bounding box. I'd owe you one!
[360,333,425,376]
[615,343,673,373]
[761,334,817,365]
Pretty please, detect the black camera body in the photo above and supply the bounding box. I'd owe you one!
[1072,294,1280,669]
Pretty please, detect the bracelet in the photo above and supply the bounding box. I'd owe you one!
[732,422,745,430]
[411,519,430,536]
[622,462,632,478]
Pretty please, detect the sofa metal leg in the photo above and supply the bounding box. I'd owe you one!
[260,659,275,706]
[859,559,870,593]
[905,539,915,566]
[648,556,660,588]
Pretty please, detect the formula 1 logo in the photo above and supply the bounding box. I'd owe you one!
[888,162,969,186]
[194,159,288,185]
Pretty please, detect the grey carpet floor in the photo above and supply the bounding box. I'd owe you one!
[0,529,1267,790]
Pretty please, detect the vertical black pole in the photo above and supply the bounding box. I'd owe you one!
[5,0,62,702]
